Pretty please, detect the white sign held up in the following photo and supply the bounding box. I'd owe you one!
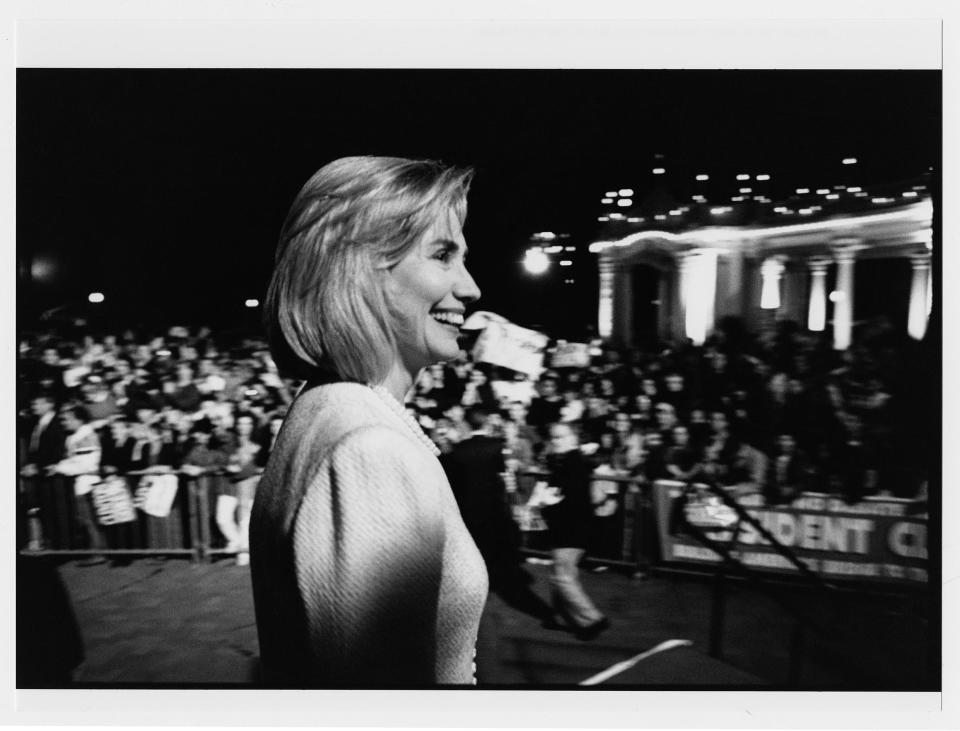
[471,317,548,378]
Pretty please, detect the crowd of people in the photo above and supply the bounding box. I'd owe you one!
[17,314,929,564]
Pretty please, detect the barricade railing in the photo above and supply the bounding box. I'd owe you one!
[17,468,262,563]
[672,477,860,685]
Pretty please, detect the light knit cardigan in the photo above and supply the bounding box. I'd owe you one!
[250,382,488,686]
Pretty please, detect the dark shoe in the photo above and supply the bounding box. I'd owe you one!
[574,617,610,641]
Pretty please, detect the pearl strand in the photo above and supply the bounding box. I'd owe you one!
[369,385,441,457]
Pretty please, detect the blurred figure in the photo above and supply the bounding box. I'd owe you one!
[443,407,553,623]
[527,375,563,439]
[164,362,202,412]
[558,385,585,423]
[539,423,609,640]
[21,391,66,477]
[459,367,498,411]
[52,404,104,555]
[665,424,704,484]
[181,418,229,474]
[220,412,261,565]
[765,432,811,504]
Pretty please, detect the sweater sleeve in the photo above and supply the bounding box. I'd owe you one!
[293,425,446,686]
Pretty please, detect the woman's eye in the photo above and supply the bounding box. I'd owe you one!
[434,249,454,263]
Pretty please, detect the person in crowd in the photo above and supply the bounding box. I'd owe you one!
[459,366,498,412]
[164,362,203,413]
[527,375,563,439]
[51,404,104,554]
[251,156,487,686]
[687,407,711,450]
[581,395,612,444]
[504,400,539,448]
[538,422,609,640]
[607,411,645,474]
[79,374,120,424]
[101,416,132,473]
[558,384,585,424]
[724,438,769,497]
[442,402,471,444]
[828,411,880,504]
[765,432,810,504]
[630,393,654,430]
[53,404,102,477]
[639,428,668,482]
[660,371,689,417]
[21,391,66,477]
[664,424,704,484]
[122,398,164,472]
[501,418,536,473]
[181,418,230,474]
[157,409,194,468]
[443,407,553,623]
[256,411,286,466]
[701,410,741,486]
[653,402,679,444]
[219,412,261,566]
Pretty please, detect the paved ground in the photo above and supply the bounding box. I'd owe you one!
[17,555,935,689]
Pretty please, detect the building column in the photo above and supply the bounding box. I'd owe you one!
[714,247,746,321]
[677,249,718,345]
[907,251,932,340]
[831,244,861,350]
[806,257,830,332]
[597,255,615,340]
[611,261,633,348]
[759,256,786,310]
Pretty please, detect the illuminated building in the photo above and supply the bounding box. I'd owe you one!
[590,167,933,349]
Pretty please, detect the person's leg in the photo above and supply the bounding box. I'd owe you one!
[548,547,605,628]
[215,494,241,550]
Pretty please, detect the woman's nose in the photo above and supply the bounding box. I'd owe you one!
[455,263,481,304]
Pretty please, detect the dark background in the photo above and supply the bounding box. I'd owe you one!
[16,69,940,339]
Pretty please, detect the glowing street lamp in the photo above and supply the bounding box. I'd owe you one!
[523,248,550,275]
[245,299,260,308]
[88,292,105,304]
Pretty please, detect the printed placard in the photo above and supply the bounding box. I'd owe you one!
[551,342,591,368]
[134,473,180,518]
[91,477,137,525]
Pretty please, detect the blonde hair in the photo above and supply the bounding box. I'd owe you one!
[264,156,473,383]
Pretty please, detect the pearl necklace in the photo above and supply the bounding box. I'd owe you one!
[369,385,440,457]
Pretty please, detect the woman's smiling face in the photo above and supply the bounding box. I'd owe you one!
[386,208,480,376]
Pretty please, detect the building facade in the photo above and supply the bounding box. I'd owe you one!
[590,198,933,350]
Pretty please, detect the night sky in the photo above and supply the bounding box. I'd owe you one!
[17,69,940,338]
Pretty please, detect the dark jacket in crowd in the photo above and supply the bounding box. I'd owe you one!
[26,416,67,469]
[541,449,594,549]
[441,433,518,585]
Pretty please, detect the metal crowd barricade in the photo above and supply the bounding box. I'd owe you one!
[17,468,262,563]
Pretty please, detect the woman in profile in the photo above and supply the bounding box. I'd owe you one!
[250,156,488,687]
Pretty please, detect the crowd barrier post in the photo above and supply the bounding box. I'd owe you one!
[195,474,213,562]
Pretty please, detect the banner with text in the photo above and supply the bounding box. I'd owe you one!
[651,481,928,585]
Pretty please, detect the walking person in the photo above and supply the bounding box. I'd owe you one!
[251,156,488,686]
[540,422,610,640]
[220,413,261,566]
